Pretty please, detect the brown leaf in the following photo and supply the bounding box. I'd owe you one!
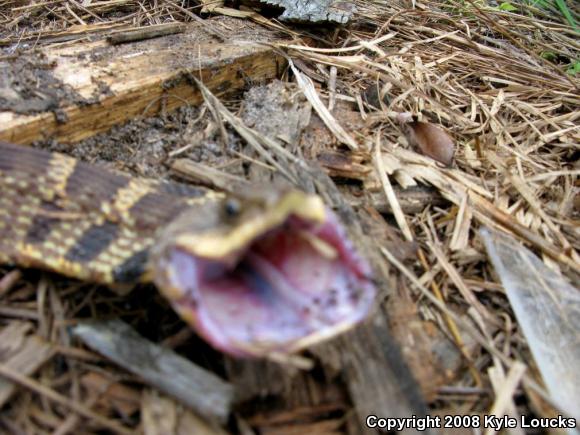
[400,117,455,166]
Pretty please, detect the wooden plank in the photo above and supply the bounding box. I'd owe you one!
[0,18,285,145]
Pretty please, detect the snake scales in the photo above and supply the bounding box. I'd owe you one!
[0,141,375,356]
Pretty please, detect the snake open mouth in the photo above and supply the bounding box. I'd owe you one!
[152,192,376,357]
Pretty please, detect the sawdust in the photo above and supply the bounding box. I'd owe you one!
[36,104,244,179]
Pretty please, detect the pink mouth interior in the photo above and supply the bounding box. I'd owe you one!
[165,212,375,356]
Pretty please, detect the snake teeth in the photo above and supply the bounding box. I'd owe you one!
[297,230,338,260]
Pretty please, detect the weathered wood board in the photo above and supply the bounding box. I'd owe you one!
[0,18,285,144]
[242,0,356,23]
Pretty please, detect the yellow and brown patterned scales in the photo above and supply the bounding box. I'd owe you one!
[0,141,376,357]
[0,141,219,284]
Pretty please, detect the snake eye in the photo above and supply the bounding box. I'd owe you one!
[224,198,241,217]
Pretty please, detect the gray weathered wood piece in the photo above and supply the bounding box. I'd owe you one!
[73,319,234,423]
[258,0,355,23]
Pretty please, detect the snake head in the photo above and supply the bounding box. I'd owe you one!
[151,190,376,357]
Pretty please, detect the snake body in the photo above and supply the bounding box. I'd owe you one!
[0,141,220,285]
[0,141,376,356]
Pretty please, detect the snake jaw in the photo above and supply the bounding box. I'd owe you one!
[152,192,376,357]
[170,192,327,260]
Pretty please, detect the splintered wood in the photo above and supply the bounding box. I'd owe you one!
[0,322,54,407]
[0,18,284,144]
